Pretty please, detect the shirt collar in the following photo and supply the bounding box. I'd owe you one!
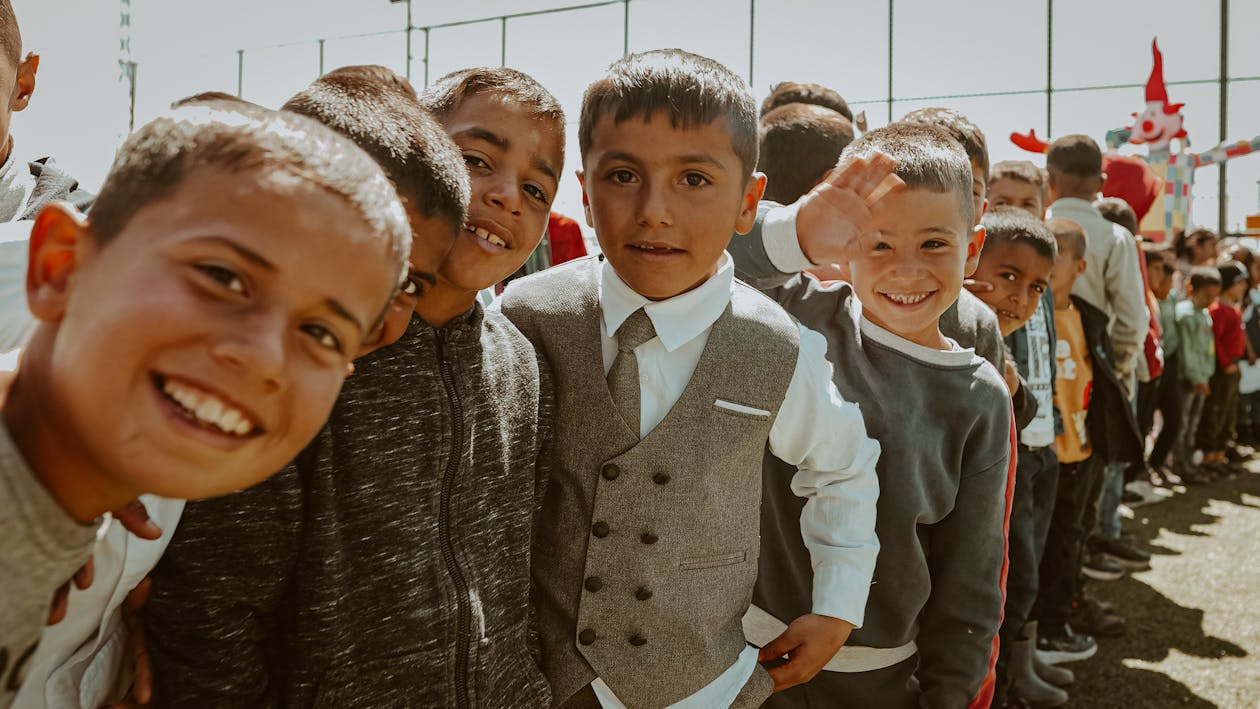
[858,314,977,367]
[600,252,734,352]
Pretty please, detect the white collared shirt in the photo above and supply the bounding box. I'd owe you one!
[591,254,881,709]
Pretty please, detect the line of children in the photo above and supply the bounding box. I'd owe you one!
[7,5,1255,706]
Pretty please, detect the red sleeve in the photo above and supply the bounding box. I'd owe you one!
[968,406,1018,709]
[547,213,588,265]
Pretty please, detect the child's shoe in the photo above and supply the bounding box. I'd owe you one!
[1036,626,1097,664]
[1081,550,1125,581]
[1027,622,1075,687]
[1069,597,1126,638]
[1094,536,1152,570]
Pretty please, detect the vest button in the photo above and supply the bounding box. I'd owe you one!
[592,521,610,538]
[653,472,671,485]
[584,576,604,592]
[602,464,621,481]
[640,532,658,545]
[635,586,653,601]
[579,628,597,645]
[629,634,648,647]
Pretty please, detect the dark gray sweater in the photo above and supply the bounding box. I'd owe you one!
[145,306,552,708]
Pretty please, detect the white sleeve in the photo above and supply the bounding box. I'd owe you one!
[762,203,819,274]
[767,324,880,626]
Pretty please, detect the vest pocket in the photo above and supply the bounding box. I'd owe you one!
[679,549,747,571]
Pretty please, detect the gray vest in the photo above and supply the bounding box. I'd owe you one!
[501,257,799,708]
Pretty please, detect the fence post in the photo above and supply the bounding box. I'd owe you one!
[318,39,325,76]
[747,0,755,87]
[236,49,244,98]
[423,27,431,88]
[404,0,413,80]
[623,0,630,56]
[1219,0,1229,234]
[886,0,894,124]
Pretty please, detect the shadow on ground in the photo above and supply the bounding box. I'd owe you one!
[1062,468,1259,708]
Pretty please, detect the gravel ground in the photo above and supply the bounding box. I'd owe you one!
[1060,463,1260,708]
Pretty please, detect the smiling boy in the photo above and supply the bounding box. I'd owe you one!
[500,50,883,708]
[729,122,1015,708]
[0,101,411,705]
[140,67,570,708]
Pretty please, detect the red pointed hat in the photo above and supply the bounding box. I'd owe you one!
[1146,40,1168,103]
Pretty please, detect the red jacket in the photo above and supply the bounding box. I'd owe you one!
[1210,301,1245,369]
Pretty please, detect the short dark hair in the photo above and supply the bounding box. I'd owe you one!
[1047,134,1103,178]
[0,1,19,66]
[759,81,852,121]
[1189,265,1223,291]
[323,64,417,98]
[900,107,989,182]
[170,92,254,109]
[1046,217,1087,260]
[284,66,470,232]
[990,160,1044,191]
[421,66,563,125]
[1173,226,1217,261]
[1218,260,1248,290]
[842,121,974,227]
[1141,240,1172,266]
[580,49,758,178]
[758,103,854,204]
[981,206,1058,262]
[1096,196,1138,236]
[89,103,412,288]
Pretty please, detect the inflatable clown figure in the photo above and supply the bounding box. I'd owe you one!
[1013,39,1260,240]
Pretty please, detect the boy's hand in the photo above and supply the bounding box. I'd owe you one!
[47,500,161,626]
[964,278,994,295]
[1003,357,1021,395]
[1195,382,1211,396]
[1226,363,1240,375]
[99,579,154,708]
[795,152,901,266]
[758,613,854,691]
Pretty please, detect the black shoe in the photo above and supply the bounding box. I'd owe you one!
[1036,626,1097,664]
[1069,597,1126,638]
[1081,551,1125,581]
[1094,537,1151,570]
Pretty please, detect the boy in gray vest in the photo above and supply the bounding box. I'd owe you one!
[498,49,887,709]
[728,123,1016,708]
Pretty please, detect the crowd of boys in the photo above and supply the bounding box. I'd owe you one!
[0,1,1253,707]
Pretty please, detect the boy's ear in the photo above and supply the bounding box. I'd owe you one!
[734,173,767,235]
[576,169,594,228]
[27,202,90,323]
[964,225,986,277]
[11,52,38,113]
[1076,258,1088,276]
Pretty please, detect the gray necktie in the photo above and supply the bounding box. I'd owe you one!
[608,307,657,434]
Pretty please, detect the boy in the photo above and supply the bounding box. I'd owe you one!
[0,0,94,354]
[142,67,567,707]
[0,101,413,706]
[499,50,883,708]
[1035,219,1144,666]
[759,80,853,121]
[988,160,1046,219]
[1146,245,1182,478]
[1172,267,1222,483]
[901,107,1008,375]
[758,103,854,205]
[966,207,1067,707]
[1196,261,1248,475]
[730,122,1015,708]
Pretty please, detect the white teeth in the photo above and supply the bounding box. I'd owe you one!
[885,292,930,305]
[161,378,256,437]
[470,226,507,248]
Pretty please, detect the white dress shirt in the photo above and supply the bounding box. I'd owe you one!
[591,254,881,709]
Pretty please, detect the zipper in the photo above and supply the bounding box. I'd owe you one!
[436,329,472,709]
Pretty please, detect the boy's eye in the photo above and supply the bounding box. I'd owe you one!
[609,169,637,184]
[1032,284,1047,294]
[922,239,947,250]
[682,172,711,187]
[464,155,489,170]
[524,183,549,203]
[197,264,245,293]
[401,277,423,296]
[873,241,892,251]
[302,323,344,353]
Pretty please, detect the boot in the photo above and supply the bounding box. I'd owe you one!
[1028,622,1074,686]
[1013,630,1069,707]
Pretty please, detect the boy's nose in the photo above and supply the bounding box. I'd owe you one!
[636,183,672,227]
[484,175,523,216]
[210,313,287,394]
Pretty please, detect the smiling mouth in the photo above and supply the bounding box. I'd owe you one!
[627,243,684,255]
[467,225,508,249]
[153,373,259,437]
[880,291,934,306]
[997,309,1021,321]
